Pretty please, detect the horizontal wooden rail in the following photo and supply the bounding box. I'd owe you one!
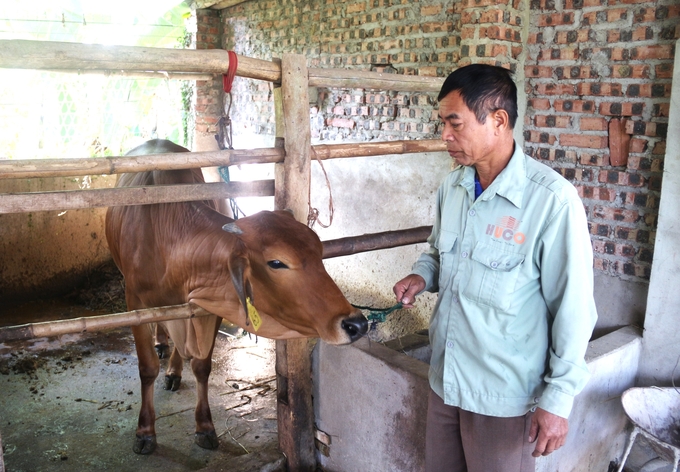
[0,180,275,213]
[46,69,214,81]
[312,140,446,161]
[0,40,281,82]
[0,40,444,93]
[0,304,212,343]
[322,226,432,259]
[0,148,284,180]
[1,140,445,180]
[309,68,443,93]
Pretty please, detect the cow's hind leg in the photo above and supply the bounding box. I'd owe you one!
[154,323,171,359]
[164,347,183,391]
[131,324,160,455]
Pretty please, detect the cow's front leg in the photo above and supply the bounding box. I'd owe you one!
[191,355,218,449]
[131,324,160,454]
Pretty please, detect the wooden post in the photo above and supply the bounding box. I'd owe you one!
[274,53,316,471]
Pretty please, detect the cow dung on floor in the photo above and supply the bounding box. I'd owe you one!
[0,315,284,472]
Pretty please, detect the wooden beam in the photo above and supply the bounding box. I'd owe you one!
[46,69,214,81]
[275,53,316,471]
[312,139,446,160]
[0,40,281,83]
[0,148,284,180]
[309,67,443,93]
[0,304,212,343]
[0,180,274,213]
[0,140,443,180]
[0,40,445,93]
[322,226,433,259]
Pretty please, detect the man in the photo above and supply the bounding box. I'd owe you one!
[393,64,598,472]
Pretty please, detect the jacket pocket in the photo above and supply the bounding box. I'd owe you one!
[462,241,525,312]
[436,230,458,289]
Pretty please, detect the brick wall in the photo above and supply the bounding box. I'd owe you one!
[203,0,679,287]
[524,0,678,283]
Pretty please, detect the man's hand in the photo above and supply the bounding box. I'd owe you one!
[528,408,569,457]
[393,274,426,308]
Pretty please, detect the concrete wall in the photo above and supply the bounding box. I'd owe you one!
[638,40,680,386]
[0,175,116,303]
[314,326,642,472]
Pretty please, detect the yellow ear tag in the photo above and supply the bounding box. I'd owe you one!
[246,297,262,331]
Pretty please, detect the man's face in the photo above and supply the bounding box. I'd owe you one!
[438,90,496,168]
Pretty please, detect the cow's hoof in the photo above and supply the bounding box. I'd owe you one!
[155,343,170,359]
[133,434,157,455]
[195,430,219,450]
[164,374,181,391]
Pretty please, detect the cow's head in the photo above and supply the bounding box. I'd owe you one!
[222,211,368,345]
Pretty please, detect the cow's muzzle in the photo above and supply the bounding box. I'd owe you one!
[341,315,369,342]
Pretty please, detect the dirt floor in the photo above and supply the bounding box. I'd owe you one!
[0,267,285,472]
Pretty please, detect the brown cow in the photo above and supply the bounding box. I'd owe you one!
[105,139,367,454]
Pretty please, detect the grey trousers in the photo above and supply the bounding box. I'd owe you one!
[425,388,536,472]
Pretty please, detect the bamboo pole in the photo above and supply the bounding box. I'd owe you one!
[0,140,444,180]
[0,148,284,180]
[46,69,214,81]
[0,304,212,343]
[309,67,443,93]
[312,139,446,161]
[322,226,433,259]
[275,53,317,472]
[0,40,446,92]
[0,180,275,213]
[0,40,281,83]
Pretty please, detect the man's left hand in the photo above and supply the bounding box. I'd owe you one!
[528,408,568,457]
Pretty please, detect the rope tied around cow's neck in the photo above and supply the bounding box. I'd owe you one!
[352,302,403,330]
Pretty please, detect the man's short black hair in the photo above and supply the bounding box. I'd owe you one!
[438,64,518,129]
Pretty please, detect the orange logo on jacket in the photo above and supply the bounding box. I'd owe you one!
[486,216,526,244]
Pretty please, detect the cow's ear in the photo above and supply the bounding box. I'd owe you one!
[222,222,243,234]
[228,241,253,325]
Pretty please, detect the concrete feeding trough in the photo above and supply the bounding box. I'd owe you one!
[313,325,642,472]
[617,387,680,472]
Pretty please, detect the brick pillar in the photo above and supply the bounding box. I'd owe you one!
[194,9,223,153]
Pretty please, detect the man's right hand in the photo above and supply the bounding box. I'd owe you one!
[393,274,426,308]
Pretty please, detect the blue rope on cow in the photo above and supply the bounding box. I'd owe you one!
[352,302,403,330]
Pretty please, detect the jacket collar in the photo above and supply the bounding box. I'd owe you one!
[458,140,526,209]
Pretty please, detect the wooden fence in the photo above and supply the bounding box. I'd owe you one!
[0,39,444,471]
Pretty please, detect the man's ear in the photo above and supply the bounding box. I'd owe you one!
[491,109,510,134]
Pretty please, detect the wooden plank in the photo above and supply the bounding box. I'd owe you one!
[0,148,284,180]
[0,304,212,343]
[275,53,316,471]
[0,40,281,83]
[0,180,274,213]
[309,67,443,93]
[322,226,433,259]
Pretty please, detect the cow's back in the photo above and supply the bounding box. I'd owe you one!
[105,141,219,309]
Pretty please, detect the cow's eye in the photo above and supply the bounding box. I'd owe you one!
[267,260,289,269]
